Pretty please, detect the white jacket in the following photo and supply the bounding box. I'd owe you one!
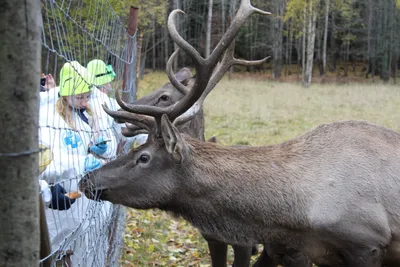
[39,96,117,266]
[90,88,149,153]
[40,87,60,107]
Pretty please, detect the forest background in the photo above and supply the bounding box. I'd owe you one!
[106,0,400,87]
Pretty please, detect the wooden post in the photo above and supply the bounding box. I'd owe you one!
[0,0,41,265]
[39,196,52,267]
[122,6,139,103]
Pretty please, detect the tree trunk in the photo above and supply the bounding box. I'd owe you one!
[205,0,213,57]
[285,21,290,76]
[152,17,156,70]
[367,0,376,80]
[322,0,330,75]
[328,9,335,72]
[164,19,169,69]
[303,0,318,88]
[302,5,307,81]
[0,0,41,266]
[288,20,293,76]
[271,0,285,79]
[228,0,238,80]
[221,0,226,35]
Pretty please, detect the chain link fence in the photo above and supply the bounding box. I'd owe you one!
[39,1,137,266]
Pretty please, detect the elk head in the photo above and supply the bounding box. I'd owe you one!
[79,0,270,209]
[126,67,207,140]
[133,67,193,109]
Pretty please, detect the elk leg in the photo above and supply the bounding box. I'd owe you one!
[281,249,312,267]
[251,245,259,255]
[253,244,313,267]
[342,248,383,267]
[205,238,228,267]
[252,247,279,267]
[231,245,253,267]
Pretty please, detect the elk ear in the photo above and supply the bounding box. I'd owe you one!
[175,67,193,86]
[160,114,187,163]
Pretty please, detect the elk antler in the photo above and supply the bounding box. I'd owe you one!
[166,48,190,95]
[105,0,271,137]
[173,40,271,127]
[102,102,155,134]
[121,123,148,137]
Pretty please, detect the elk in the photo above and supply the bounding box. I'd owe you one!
[129,70,314,267]
[127,67,261,267]
[79,1,400,267]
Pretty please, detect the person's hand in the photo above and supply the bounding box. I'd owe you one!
[89,136,108,155]
[48,184,76,211]
[42,73,56,90]
[84,154,102,172]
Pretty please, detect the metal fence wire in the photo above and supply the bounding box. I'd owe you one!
[38,0,137,266]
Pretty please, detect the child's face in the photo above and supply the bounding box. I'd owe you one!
[66,92,91,109]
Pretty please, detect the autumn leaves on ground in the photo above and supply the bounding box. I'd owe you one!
[120,71,400,266]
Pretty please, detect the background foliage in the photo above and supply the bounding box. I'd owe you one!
[106,0,400,84]
[53,0,399,84]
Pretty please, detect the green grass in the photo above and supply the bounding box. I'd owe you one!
[120,71,400,266]
[204,78,400,146]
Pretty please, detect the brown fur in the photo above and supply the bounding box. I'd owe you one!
[80,119,400,267]
[132,69,256,267]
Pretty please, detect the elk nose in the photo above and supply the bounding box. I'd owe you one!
[78,174,103,202]
[78,174,90,192]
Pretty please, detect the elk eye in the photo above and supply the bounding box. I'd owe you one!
[160,95,169,101]
[138,153,150,163]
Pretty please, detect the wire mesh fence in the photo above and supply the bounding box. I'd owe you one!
[38,0,137,266]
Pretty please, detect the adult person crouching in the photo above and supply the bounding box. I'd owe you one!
[39,60,118,266]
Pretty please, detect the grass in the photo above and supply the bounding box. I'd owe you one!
[204,78,400,146]
[120,71,400,266]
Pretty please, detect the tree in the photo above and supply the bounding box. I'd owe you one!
[322,0,330,75]
[0,0,41,265]
[205,0,213,57]
[286,0,319,87]
[304,0,319,87]
[271,0,286,79]
[107,0,399,79]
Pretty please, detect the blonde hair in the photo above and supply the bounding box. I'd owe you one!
[56,97,97,130]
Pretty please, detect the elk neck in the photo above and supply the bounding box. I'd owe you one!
[163,136,313,242]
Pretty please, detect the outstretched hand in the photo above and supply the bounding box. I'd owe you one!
[48,184,76,211]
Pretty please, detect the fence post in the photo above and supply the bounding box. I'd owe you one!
[39,195,52,267]
[0,0,41,265]
[122,6,139,103]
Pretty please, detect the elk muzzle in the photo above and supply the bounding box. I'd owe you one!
[78,173,107,201]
